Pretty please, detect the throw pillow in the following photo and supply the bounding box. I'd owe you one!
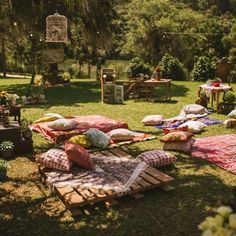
[35,116,59,123]
[160,131,194,143]
[163,139,195,153]
[163,126,188,135]
[36,148,73,171]
[43,113,64,119]
[228,110,236,119]
[141,115,163,125]
[137,150,176,167]
[68,134,91,148]
[179,104,208,116]
[48,119,78,131]
[107,128,135,141]
[64,141,93,169]
[179,121,206,133]
[85,128,111,149]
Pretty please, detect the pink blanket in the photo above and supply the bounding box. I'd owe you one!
[191,134,236,174]
[31,115,128,143]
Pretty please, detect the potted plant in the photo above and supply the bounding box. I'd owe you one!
[197,90,208,108]
[218,91,235,114]
[20,118,33,140]
[0,159,8,181]
[0,141,14,159]
[212,78,222,87]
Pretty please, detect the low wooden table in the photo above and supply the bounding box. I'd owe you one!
[198,84,233,112]
[144,79,172,101]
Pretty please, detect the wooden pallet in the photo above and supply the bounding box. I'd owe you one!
[39,148,174,217]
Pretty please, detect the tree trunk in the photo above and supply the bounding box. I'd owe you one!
[1,36,7,78]
[88,61,91,79]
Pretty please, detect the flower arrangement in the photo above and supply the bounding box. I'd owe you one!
[0,91,19,105]
[199,206,236,236]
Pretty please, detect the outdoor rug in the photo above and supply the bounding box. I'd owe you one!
[46,155,147,193]
[191,134,236,174]
[156,116,222,129]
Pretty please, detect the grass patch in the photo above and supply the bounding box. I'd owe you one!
[0,77,236,236]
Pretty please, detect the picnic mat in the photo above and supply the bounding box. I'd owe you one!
[156,116,222,129]
[46,155,147,193]
[191,134,236,174]
[31,115,128,143]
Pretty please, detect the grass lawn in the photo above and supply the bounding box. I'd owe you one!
[0,77,236,236]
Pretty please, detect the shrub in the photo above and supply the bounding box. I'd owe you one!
[126,57,151,78]
[68,64,80,78]
[223,91,235,104]
[191,56,216,82]
[159,53,187,81]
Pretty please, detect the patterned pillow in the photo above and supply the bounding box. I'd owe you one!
[48,119,78,131]
[163,126,188,135]
[228,110,236,119]
[36,148,73,171]
[107,128,135,141]
[163,139,195,153]
[68,134,91,148]
[85,128,111,149]
[179,121,206,133]
[141,115,163,125]
[64,141,93,169]
[160,131,194,143]
[137,150,176,167]
[180,104,208,116]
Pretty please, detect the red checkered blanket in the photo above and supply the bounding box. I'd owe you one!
[191,134,236,174]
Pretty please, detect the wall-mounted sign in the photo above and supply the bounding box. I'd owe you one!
[46,13,68,43]
[43,48,64,64]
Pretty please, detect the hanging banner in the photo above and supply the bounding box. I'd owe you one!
[43,48,64,64]
[46,13,68,43]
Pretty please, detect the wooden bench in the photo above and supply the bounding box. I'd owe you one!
[38,148,174,217]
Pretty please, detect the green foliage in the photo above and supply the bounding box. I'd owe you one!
[199,91,208,101]
[0,141,14,151]
[125,57,151,78]
[20,118,32,132]
[68,64,80,78]
[159,53,187,81]
[191,56,216,82]
[0,159,8,171]
[62,71,71,82]
[223,91,236,104]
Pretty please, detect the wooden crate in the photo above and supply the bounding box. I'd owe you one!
[39,148,174,217]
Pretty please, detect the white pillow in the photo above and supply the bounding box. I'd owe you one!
[43,113,64,119]
[48,119,78,131]
[107,128,135,141]
[141,115,163,125]
[180,104,208,116]
[179,121,206,133]
[228,110,236,119]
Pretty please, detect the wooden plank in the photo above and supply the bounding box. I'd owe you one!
[136,178,151,188]
[56,186,85,207]
[74,188,96,201]
[89,188,108,198]
[145,166,174,183]
[140,172,161,185]
[109,148,133,158]
[100,150,114,156]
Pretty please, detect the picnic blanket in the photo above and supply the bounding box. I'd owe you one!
[156,117,222,129]
[191,134,236,174]
[31,115,128,143]
[46,155,147,193]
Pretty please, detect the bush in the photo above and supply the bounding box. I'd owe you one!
[126,57,151,78]
[68,64,80,78]
[159,53,187,81]
[191,56,216,82]
[223,91,235,104]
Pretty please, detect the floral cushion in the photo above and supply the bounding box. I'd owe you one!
[160,131,194,143]
[179,121,206,133]
[107,128,135,141]
[163,126,188,135]
[180,104,208,116]
[85,128,111,149]
[68,134,91,148]
[137,150,176,167]
[163,139,195,153]
[48,119,78,131]
[141,115,163,125]
[36,148,73,171]
[228,110,236,119]
[64,141,93,169]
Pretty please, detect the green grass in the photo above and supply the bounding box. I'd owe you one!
[0,77,236,236]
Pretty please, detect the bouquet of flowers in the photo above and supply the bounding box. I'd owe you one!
[199,206,236,236]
